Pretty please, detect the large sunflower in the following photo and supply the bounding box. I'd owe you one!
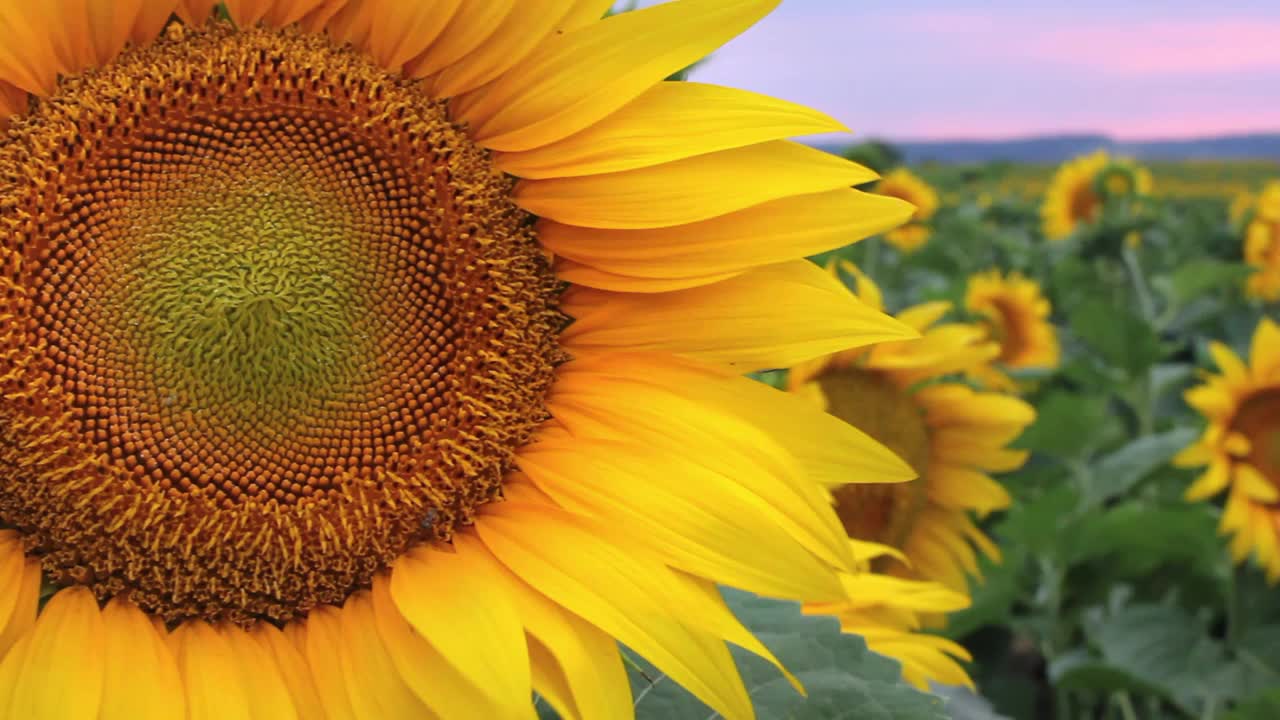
[1243,180,1280,301]
[874,167,939,253]
[0,2,929,717]
[790,264,1036,593]
[1041,150,1152,241]
[965,269,1060,388]
[1175,318,1280,582]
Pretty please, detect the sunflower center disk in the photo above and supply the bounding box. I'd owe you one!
[1233,388,1280,494]
[0,26,561,623]
[816,370,931,552]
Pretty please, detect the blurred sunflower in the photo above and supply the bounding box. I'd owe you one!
[1175,318,1280,582]
[0,1,925,717]
[1041,150,1152,240]
[1243,181,1280,301]
[965,269,1060,389]
[874,167,939,253]
[790,264,1036,593]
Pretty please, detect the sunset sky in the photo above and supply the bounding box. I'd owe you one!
[624,0,1280,141]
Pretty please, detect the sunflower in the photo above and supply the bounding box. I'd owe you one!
[0,2,928,717]
[874,167,939,253]
[1041,150,1152,240]
[965,269,1060,388]
[1243,180,1280,301]
[790,263,1036,594]
[1175,318,1280,582]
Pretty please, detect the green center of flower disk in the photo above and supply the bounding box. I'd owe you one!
[817,369,931,554]
[0,23,562,624]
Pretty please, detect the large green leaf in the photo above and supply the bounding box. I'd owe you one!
[627,590,948,719]
[1080,603,1239,715]
[1013,391,1114,459]
[1067,502,1222,578]
[1069,299,1163,378]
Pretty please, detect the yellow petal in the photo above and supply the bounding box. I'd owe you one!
[6,587,104,720]
[1186,459,1232,501]
[172,621,253,720]
[665,357,917,487]
[926,464,1012,515]
[0,533,34,656]
[129,1,176,44]
[389,543,534,719]
[1210,341,1248,384]
[519,436,848,600]
[0,3,64,95]
[1234,463,1280,503]
[403,0,514,79]
[557,0,614,29]
[919,387,1036,429]
[497,81,845,178]
[838,260,886,313]
[476,501,754,720]
[458,0,780,151]
[251,624,326,720]
[1251,317,1280,378]
[561,260,917,371]
[548,353,855,570]
[298,607,357,720]
[337,591,435,720]
[432,0,580,97]
[174,0,219,23]
[99,598,186,720]
[446,531,632,720]
[517,140,876,229]
[555,257,743,292]
[366,0,461,71]
[220,625,298,720]
[1185,383,1235,420]
[541,189,911,285]
[369,573,508,720]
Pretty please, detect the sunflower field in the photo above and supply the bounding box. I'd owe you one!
[0,1,1277,719]
[764,150,1280,719]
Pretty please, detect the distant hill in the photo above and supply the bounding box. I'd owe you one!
[813,133,1280,165]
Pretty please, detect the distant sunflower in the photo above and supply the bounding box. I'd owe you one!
[965,269,1061,388]
[790,264,1036,593]
[1175,318,1280,582]
[1041,150,1152,240]
[875,168,940,253]
[0,2,923,717]
[1243,181,1280,301]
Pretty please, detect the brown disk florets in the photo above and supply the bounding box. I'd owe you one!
[817,370,931,551]
[0,24,563,624]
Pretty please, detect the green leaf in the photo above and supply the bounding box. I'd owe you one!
[1069,299,1163,377]
[1083,427,1198,506]
[1068,502,1222,578]
[1047,649,1160,694]
[1013,391,1113,459]
[1082,603,1233,714]
[1166,259,1255,306]
[628,589,948,719]
[1227,688,1280,720]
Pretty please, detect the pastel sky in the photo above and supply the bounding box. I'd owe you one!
[623,0,1280,141]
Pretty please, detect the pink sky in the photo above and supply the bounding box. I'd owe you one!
[660,1,1280,141]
